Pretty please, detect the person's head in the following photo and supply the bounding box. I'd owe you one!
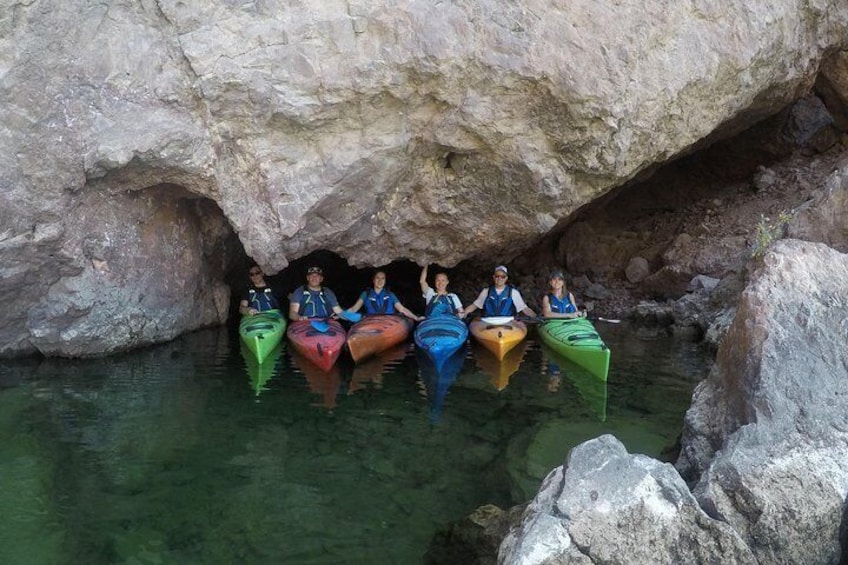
[248,265,265,284]
[434,272,449,292]
[372,270,387,290]
[306,266,324,288]
[549,270,565,291]
[493,265,508,287]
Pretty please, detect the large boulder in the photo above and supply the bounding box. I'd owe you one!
[678,239,848,563]
[499,435,755,564]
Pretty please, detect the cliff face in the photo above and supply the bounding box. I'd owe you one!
[2,0,848,355]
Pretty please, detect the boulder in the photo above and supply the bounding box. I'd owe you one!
[499,435,755,564]
[678,239,848,563]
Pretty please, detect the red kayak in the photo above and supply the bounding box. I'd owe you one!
[286,319,347,372]
[347,315,413,363]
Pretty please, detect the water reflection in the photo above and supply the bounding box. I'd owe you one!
[0,324,712,565]
[540,342,608,422]
[288,350,343,410]
[241,343,285,397]
[348,342,410,395]
[416,346,467,423]
[472,340,529,392]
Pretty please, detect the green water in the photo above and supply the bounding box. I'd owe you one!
[0,324,711,564]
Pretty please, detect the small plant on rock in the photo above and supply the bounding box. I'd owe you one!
[752,211,791,259]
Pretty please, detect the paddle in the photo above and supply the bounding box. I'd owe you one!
[338,310,363,323]
[310,319,330,332]
[520,315,621,324]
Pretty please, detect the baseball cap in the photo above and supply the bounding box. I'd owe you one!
[307,266,323,275]
[493,265,508,275]
[550,270,565,280]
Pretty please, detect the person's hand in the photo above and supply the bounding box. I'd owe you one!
[248,308,258,316]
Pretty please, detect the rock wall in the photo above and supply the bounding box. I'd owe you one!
[2,0,848,355]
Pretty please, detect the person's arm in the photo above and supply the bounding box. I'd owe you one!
[513,289,537,319]
[451,294,466,318]
[541,295,555,318]
[323,289,344,316]
[239,299,257,316]
[461,289,486,318]
[288,288,302,321]
[570,293,586,318]
[419,265,430,294]
[348,294,365,313]
[394,300,423,322]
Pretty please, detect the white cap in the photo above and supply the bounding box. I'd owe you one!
[494,265,508,275]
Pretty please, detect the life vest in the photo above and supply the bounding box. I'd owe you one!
[364,289,396,315]
[548,292,576,314]
[484,285,516,316]
[297,287,330,318]
[425,293,458,317]
[248,287,279,312]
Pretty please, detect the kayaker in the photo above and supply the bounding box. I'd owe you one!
[239,265,282,316]
[541,270,585,319]
[289,266,347,321]
[419,265,464,317]
[461,265,537,319]
[348,270,424,322]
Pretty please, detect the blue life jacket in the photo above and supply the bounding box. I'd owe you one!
[425,294,458,317]
[298,287,330,318]
[364,289,396,315]
[248,287,279,312]
[484,285,516,316]
[548,292,576,314]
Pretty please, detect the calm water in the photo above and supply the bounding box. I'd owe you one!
[0,323,711,564]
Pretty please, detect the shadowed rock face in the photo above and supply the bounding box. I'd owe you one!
[2,1,848,355]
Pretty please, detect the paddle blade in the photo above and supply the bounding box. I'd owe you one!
[310,320,330,332]
[339,310,363,323]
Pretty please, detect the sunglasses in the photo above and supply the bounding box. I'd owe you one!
[493,274,507,279]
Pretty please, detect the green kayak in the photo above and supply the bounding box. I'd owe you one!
[537,318,610,382]
[239,310,286,364]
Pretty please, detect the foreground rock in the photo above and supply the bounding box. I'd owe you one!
[499,435,754,564]
[2,1,848,356]
[499,239,848,563]
[678,239,848,563]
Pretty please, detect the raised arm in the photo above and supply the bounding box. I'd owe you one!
[419,265,430,294]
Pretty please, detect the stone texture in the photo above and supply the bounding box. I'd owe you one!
[2,0,848,355]
[678,239,848,564]
[499,435,755,565]
[624,256,650,283]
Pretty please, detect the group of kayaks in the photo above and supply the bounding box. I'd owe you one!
[239,310,611,382]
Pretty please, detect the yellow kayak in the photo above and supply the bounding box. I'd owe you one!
[469,318,527,361]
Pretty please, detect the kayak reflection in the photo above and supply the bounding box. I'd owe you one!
[348,342,411,395]
[241,342,284,397]
[471,339,529,392]
[288,349,343,410]
[416,345,466,424]
[540,342,608,422]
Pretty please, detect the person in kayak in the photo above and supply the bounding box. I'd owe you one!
[419,265,464,317]
[461,265,537,319]
[541,270,585,319]
[239,265,282,316]
[348,270,424,321]
[289,266,347,321]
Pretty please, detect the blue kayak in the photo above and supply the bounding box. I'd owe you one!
[414,316,468,371]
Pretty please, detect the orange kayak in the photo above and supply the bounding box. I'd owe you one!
[287,319,346,372]
[346,315,413,363]
[469,318,527,360]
